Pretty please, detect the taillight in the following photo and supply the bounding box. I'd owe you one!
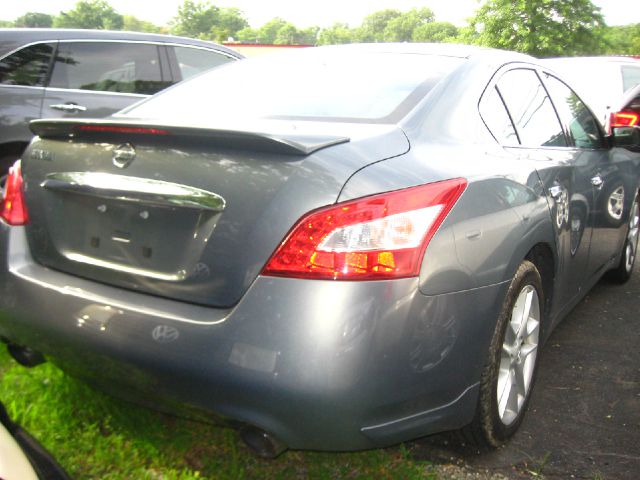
[610,111,639,128]
[0,160,29,226]
[262,178,467,280]
[76,125,170,135]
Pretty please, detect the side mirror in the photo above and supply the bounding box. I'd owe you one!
[611,126,640,152]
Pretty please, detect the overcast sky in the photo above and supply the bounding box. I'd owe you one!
[3,0,640,28]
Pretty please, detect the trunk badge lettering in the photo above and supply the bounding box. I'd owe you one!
[112,143,136,168]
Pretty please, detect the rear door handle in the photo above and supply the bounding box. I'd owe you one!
[50,103,87,112]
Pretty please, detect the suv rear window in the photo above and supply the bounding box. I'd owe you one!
[124,49,463,123]
[49,42,170,95]
[0,43,54,87]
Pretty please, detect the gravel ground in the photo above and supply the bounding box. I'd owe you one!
[413,262,640,480]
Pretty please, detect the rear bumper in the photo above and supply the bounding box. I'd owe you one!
[0,225,508,450]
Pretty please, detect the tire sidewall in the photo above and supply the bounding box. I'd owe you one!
[481,260,544,445]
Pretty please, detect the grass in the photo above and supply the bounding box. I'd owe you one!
[0,348,439,479]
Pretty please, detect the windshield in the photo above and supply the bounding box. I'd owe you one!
[122,48,463,124]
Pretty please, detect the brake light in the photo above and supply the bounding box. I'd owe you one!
[262,178,467,280]
[0,160,29,226]
[610,111,639,128]
[76,125,169,135]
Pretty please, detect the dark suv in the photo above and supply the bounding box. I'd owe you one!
[0,29,242,175]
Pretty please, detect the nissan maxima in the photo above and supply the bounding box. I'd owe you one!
[0,44,638,457]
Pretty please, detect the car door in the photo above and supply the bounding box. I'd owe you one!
[540,72,632,279]
[482,67,594,312]
[40,41,172,120]
[0,42,55,151]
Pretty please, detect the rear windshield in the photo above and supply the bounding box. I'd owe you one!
[122,49,463,123]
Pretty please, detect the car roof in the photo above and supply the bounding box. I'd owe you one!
[312,42,530,61]
[0,28,242,59]
[545,56,639,66]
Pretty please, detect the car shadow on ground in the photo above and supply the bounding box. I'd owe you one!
[411,264,640,479]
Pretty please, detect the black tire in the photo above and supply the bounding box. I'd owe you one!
[462,260,544,447]
[605,194,639,284]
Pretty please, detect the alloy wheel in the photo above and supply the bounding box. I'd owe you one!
[497,285,540,426]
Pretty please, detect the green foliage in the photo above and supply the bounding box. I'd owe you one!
[383,8,435,42]
[317,23,356,45]
[356,9,403,42]
[235,27,258,43]
[0,20,15,28]
[122,15,162,33]
[0,349,437,479]
[53,0,124,30]
[14,12,53,28]
[413,22,459,43]
[602,23,640,55]
[466,0,606,57]
[171,1,248,42]
[171,0,219,39]
[318,8,439,45]
[255,17,289,43]
[216,8,249,42]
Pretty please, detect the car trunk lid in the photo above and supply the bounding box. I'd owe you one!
[22,118,409,307]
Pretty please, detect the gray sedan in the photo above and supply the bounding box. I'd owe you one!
[0,43,638,456]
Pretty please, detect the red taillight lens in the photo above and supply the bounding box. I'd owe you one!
[262,178,467,280]
[610,111,639,128]
[0,160,29,226]
[76,125,170,135]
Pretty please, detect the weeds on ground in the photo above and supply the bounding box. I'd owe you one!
[0,348,436,479]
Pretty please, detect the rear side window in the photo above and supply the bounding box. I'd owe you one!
[497,69,566,148]
[543,74,603,149]
[171,46,233,81]
[49,42,170,95]
[0,42,54,87]
[479,85,518,144]
[622,65,640,92]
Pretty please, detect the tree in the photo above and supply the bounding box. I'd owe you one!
[0,20,13,28]
[383,7,435,42]
[318,23,355,45]
[255,18,289,44]
[356,9,402,42]
[466,0,606,57]
[413,21,459,43]
[236,27,259,43]
[53,0,124,30]
[122,15,162,33]
[214,7,249,42]
[14,12,53,28]
[171,0,219,39]
[602,24,640,55]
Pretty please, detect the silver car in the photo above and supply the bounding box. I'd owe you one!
[0,44,639,457]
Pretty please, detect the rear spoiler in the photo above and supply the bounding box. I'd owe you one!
[30,118,350,156]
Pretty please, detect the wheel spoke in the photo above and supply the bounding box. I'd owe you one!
[520,342,537,360]
[497,280,541,426]
[498,368,514,419]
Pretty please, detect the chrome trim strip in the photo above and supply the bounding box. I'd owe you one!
[0,38,239,63]
[42,172,227,212]
[63,252,187,282]
[43,87,147,98]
